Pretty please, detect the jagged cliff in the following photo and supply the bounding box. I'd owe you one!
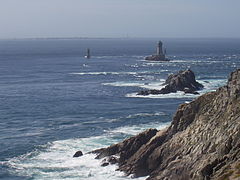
[92,69,240,180]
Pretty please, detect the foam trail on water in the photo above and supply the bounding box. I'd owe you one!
[126,91,196,99]
[69,72,138,76]
[3,122,170,180]
[102,81,165,90]
[108,122,170,136]
[198,79,227,93]
[70,70,168,76]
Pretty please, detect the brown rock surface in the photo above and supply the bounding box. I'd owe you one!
[137,69,203,96]
[91,69,240,180]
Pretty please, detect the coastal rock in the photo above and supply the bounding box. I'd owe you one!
[101,162,109,167]
[100,156,118,167]
[145,55,169,61]
[91,69,240,180]
[108,156,118,164]
[92,129,157,160]
[183,87,200,94]
[137,69,203,96]
[73,151,83,157]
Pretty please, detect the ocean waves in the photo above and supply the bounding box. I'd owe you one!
[126,91,196,99]
[104,79,227,99]
[70,72,138,76]
[3,122,169,180]
[102,81,165,90]
[69,70,169,76]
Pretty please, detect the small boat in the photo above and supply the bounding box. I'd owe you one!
[85,48,91,59]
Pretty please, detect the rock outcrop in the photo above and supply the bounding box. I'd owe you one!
[73,150,83,157]
[145,55,169,61]
[137,69,203,95]
[91,69,240,180]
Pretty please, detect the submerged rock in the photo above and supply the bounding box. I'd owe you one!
[137,69,203,96]
[92,69,240,180]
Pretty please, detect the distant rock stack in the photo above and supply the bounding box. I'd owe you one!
[145,41,169,61]
[137,69,204,95]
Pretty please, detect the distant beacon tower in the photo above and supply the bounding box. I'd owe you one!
[144,40,169,61]
[85,48,90,59]
[157,41,163,55]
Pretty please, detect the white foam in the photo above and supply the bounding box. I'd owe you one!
[198,79,227,93]
[126,91,197,99]
[102,81,165,90]
[4,123,169,180]
[108,122,170,136]
[70,70,168,76]
[126,79,227,99]
[69,72,137,76]
[125,112,166,119]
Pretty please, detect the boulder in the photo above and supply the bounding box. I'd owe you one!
[73,151,83,157]
[100,156,118,167]
[108,156,118,164]
[137,69,203,95]
[101,162,109,167]
[183,88,200,95]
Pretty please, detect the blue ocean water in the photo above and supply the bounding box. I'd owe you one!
[0,38,240,180]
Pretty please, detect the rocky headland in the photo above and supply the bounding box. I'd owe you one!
[137,69,204,96]
[89,69,240,180]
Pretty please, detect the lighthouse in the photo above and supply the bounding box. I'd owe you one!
[85,48,91,59]
[157,41,163,55]
[145,41,169,61]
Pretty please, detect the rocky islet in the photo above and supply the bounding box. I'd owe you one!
[137,69,204,96]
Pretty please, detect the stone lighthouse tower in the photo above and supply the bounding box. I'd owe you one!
[145,40,169,61]
[157,41,163,55]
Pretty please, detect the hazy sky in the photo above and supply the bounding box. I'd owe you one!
[0,0,240,38]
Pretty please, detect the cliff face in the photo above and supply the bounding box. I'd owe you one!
[92,69,240,180]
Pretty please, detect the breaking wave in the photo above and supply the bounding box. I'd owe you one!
[102,80,165,90]
[2,122,169,180]
[125,79,227,99]
[69,72,138,76]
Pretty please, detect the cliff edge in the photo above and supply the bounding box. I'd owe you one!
[91,69,240,180]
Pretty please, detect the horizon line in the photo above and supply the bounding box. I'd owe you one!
[1,36,240,40]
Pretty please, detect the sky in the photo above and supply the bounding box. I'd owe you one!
[0,0,240,39]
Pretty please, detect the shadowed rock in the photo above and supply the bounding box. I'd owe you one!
[137,69,203,96]
[73,151,83,157]
[101,162,109,167]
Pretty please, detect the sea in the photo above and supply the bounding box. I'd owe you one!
[0,38,240,180]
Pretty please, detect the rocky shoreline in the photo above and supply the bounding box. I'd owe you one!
[87,69,240,180]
